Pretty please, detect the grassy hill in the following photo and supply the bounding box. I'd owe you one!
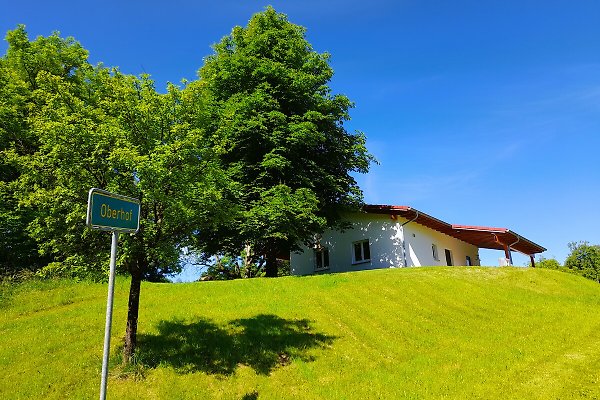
[2,267,600,399]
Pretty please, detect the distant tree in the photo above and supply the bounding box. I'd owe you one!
[3,26,233,361]
[200,253,263,281]
[529,256,562,270]
[199,251,291,281]
[564,242,600,283]
[197,7,374,276]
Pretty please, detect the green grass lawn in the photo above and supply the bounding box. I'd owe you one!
[2,267,600,399]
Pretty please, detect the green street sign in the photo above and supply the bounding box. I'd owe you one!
[87,188,140,233]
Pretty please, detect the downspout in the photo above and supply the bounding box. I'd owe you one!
[492,233,501,247]
[492,233,509,265]
[400,210,419,267]
[492,233,520,266]
[507,234,520,266]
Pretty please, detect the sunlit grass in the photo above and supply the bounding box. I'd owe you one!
[1,267,600,399]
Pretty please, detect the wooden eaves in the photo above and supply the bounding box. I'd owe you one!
[362,204,546,257]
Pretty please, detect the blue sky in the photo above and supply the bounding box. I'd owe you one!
[3,0,599,268]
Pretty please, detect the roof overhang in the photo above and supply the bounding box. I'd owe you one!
[362,204,546,255]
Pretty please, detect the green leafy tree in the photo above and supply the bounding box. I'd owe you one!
[4,27,232,360]
[0,25,85,276]
[198,7,375,276]
[564,242,600,283]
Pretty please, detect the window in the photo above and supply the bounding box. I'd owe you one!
[466,255,472,266]
[315,248,330,270]
[432,244,439,261]
[352,240,371,263]
[445,249,453,266]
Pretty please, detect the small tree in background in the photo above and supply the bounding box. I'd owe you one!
[530,256,562,270]
[564,242,600,283]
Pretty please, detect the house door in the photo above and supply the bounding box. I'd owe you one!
[445,249,453,266]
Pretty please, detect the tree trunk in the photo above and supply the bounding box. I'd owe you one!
[265,247,277,278]
[123,268,142,363]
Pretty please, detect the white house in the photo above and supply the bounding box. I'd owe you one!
[290,204,546,276]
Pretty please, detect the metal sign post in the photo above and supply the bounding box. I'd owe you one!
[100,231,118,400]
[86,188,140,400]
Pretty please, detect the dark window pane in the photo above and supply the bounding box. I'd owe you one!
[445,249,452,266]
[363,241,370,260]
[324,249,329,267]
[354,243,362,261]
[316,250,322,269]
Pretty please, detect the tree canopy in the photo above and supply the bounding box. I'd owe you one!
[0,26,89,276]
[197,7,374,276]
[1,26,232,281]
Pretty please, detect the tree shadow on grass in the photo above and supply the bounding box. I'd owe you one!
[136,314,336,376]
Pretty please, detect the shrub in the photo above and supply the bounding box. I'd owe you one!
[534,257,562,270]
[564,242,600,283]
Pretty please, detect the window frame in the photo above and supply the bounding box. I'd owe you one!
[432,243,439,261]
[314,247,330,271]
[445,248,453,266]
[352,239,371,264]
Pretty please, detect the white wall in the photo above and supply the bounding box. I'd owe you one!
[290,212,480,275]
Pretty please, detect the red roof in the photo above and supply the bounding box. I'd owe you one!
[362,205,546,255]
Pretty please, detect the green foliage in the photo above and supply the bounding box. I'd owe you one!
[0,193,48,276]
[276,258,291,277]
[197,7,375,275]
[199,252,290,281]
[531,256,562,270]
[564,241,600,283]
[2,268,600,399]
[0,25,85,275]
[200,254,265,281]
[1,26,232,281]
